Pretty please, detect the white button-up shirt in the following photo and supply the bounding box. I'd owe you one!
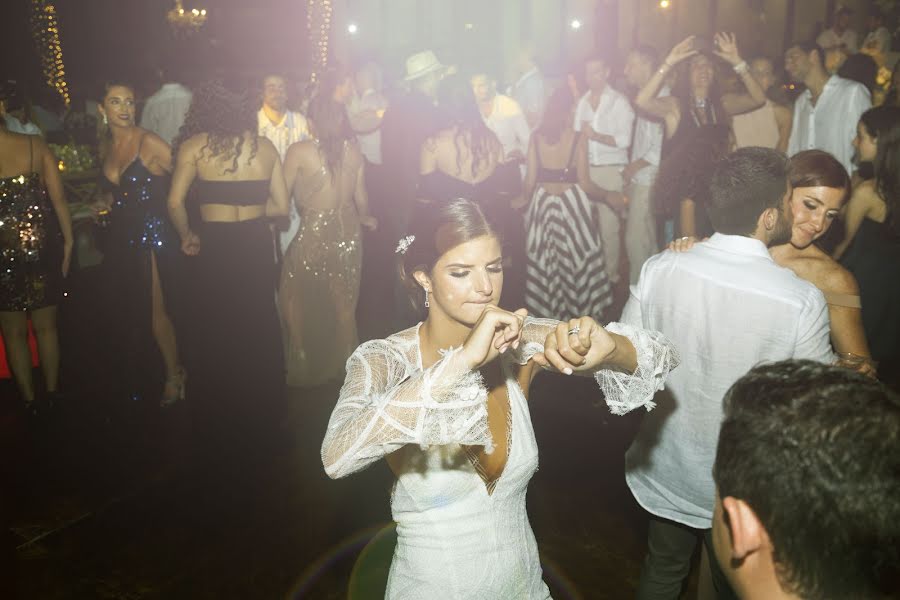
[348,88,387,165]
[630,86,669,186]
[816,27,859,52]
[257,108,309,161]
[573,87,634,166]
[787,76,871,175]
[509,67,545,127]
[139,83,193,146]
[482,94,531,161]
[621,234,833,529]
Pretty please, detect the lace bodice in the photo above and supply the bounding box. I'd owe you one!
[321,317,678,599]
[321,316,679,479]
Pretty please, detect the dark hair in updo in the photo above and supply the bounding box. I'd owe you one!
[172,78,258,174]
[399,198,501,311]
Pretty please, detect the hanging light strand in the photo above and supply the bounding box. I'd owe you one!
[29,0,70,106]
[307,0,333,82]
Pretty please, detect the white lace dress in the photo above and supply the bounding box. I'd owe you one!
[321,317,679,599]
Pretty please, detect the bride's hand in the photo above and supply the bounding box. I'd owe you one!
[459,305,528,371]
[532,317,618,375]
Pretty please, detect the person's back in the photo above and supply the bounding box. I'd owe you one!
[288,139,363,212]
[0,128,43,178]
[623,147,834,599]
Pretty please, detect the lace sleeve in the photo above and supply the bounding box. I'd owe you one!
[506,317,680,415]
[595,322,680,415]
[321,339,492,480]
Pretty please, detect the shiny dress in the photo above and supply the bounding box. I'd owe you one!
[0,162,63,311]
[322,318,680,599]
[279,143,362,387]
[99,147,181,395]
[190,180,285,440]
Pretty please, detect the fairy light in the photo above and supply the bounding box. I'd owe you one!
[307,0,333,82]
[29,0,70,106]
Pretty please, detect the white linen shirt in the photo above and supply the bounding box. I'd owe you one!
[510,67,546,127]
[816,27,859,53]
[630,86,669,186]
[257,108,309,161]
[482,94,531,161]
[621,234,833,529]
[139,83,193,145]
[787,76,871,175]
[573,87,634,166]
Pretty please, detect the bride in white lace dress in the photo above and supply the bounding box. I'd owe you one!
[321,199,679,599]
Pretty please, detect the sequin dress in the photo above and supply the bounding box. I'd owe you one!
[99,146,182,397]
[0,171,63,311]
[279,141,362,387]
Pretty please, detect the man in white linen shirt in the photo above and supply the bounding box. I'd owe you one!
[621,147,834,599]
[140,66,192,145]
[472,72,531,163]
[785,41,871,175]
[574,54,634,284]
[623,45,666,284]
[815,7,858,53]
[257,73,309,255]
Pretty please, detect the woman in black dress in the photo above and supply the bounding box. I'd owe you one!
[93,81,184,406]
[168,80,290,448]
[835,106,900,386]
[0,107,73,412]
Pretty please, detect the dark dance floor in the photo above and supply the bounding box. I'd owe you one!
[2,266,701,599]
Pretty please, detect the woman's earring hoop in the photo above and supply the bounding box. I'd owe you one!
[424,289,430,308]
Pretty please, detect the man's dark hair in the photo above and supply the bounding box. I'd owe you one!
[714,360,900,600]
[707,147,789,236]
[789,40,824,66]
[631,44,660,69]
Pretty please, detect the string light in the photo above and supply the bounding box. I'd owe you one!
[29,0,70,106]
[307,0,333,82]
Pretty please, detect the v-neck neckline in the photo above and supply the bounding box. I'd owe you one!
[414,323,515,497]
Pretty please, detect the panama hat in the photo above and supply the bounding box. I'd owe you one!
[404,50,449,82]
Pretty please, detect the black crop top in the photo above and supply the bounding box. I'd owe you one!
[535,136,578,184]
[418,162,521,204]
[194,179,269,206]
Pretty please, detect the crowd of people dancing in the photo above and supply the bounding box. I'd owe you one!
[2,5,900,598]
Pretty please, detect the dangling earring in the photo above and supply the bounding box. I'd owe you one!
[424,289,430,308]
[102,112,108,126]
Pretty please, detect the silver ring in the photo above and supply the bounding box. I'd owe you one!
[680,236,689,241]
[567,326,581,336]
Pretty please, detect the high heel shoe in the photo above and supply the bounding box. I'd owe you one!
[161,367,186,408]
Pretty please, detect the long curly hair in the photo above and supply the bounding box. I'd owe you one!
[860,106,900,234]
[652,123,732,219]
[671,48,728,127]
[436,73,499,179]
[307,92,354,180]
[172,79,258,174]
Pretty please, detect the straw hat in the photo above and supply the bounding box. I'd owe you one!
[404,50,449,82]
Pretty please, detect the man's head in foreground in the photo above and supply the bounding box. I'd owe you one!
[713,360,900,599]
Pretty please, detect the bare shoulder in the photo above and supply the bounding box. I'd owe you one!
[792,245,859,295]
[179,133,208,155]
[850,179,879,205]
[138,129,170,151]
[819,258,860,295]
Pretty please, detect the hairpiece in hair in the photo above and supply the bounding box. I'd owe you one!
[395,235,415,255]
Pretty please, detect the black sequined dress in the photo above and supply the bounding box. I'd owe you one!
[98,148,182,397]
[0,170,63,312]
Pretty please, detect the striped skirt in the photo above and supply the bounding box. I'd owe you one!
[524,185,613,321]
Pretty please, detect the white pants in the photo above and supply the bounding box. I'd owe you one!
[589,165,623,284]
[624,181,658,285]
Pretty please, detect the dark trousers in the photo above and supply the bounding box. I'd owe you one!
[635,516,737,600]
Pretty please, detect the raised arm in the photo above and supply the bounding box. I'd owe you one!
[322,306,528,479]
[636,37,695,121]
[715,33,766,116]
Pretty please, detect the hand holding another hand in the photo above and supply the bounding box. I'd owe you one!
[532,317,618,375]
[460,305,529,371]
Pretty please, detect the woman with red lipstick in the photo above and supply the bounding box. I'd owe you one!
[322,198,679,599]
[94,81,185,406]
